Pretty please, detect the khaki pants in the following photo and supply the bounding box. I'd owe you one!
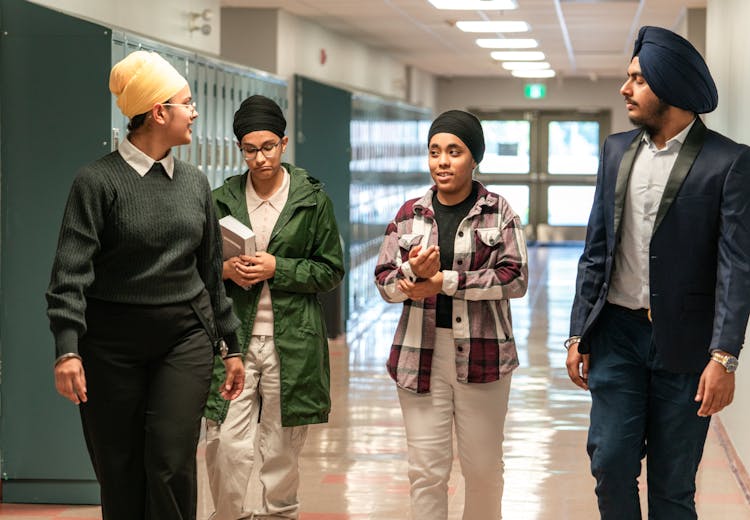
[397,328,512,520]
[205,335,308,520]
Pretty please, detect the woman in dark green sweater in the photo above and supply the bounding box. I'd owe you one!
[46,50,244,520]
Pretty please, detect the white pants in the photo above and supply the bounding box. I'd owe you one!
[397,328,512,520]
[206,335,308,520]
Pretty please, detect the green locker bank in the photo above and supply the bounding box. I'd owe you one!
[0,0,286,503]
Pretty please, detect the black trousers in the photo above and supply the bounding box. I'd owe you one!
[79,291,215,520]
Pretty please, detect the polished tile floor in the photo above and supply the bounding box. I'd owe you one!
[2,246,749,519]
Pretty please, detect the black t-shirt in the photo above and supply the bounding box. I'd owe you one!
[432,183,479,328]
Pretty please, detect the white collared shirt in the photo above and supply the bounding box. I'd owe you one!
[245,167,291,336]
[608,119,696,310]
[118,137,175,179]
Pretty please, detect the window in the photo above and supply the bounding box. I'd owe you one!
[480,120,531,174]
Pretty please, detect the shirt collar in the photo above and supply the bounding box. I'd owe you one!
[118,137,175,179]
[642,117,696,152]
[245,167,290,212]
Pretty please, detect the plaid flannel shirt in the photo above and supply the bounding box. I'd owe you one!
[374,182,528,393]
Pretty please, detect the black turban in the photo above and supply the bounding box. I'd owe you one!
[428,110,485,163]
[233,95,286,141]
[632,26,718,114]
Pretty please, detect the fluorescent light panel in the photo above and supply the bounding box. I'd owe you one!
[456,21,529,33]
[476,38,538,49]
[491,51,545,61]
[502,61,551,70]
[512,69,556,78]
[429,0,518,9]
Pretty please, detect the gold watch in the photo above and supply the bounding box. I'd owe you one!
[711,350,739,373]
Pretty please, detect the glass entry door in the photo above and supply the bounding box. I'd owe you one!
[473,109,610,242]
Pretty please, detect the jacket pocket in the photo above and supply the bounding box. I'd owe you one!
[475,227,502,247]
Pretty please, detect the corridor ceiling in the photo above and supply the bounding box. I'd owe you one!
[220,0,707,79]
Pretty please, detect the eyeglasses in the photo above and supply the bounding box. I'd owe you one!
[240,139,283,160]
[161,101,197,115]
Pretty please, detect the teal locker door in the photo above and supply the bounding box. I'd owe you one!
[196,62,208,175]
[205,64,218,187]
[215,70,227,187]
[186,54,200,165]
[0,0,111,503]
[294,76,351,336]
[230,73,244,174]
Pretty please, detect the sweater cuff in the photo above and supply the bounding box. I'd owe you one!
[223,332,240,355]
[54,328,79,358]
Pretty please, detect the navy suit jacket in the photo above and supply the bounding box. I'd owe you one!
[570,118,750,373]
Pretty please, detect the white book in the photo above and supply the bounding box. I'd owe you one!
[219,215,256,260]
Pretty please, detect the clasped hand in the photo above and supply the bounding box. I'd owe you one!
[224,252,276,288]
[398,245,443,300]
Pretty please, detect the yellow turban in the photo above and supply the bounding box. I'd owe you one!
[109,51,188,119]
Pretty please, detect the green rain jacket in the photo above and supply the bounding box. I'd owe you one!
[204,163,345,426]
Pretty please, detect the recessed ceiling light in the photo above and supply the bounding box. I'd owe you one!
[491,51,545,61]
[502,62,551,70]
[476,38,538,49]
[455,21,529,33]
[429,0,518,9]
[511,69,556,78]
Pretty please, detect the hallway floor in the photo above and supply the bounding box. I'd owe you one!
[2,246,749,519]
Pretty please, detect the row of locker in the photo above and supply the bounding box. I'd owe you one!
[350,119,431,172]
[347,183,430,318]
[350,97,430,174]
[110,31,287,189]
[347,96,433,322]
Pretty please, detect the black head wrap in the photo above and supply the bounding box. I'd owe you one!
[428,110,485,163]
[632,26,718,114]
[233,94,286,141]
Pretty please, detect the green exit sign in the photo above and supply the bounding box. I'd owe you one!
[524,83,546,99]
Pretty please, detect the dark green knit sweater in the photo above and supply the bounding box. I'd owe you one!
[46,152,240,357]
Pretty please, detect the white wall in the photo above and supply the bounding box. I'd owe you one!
[220,8,278,73]
[220,7,439,162]
[408,66,438,111]
[275,11,410,101]
[706,0,750,475]
[220,7,437,108]
[29,0,221,55]
[437,77,631,134]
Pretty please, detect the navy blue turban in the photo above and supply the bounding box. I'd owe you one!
[632,26,718,114]
[428,110,485,163]
[233,95,286,141]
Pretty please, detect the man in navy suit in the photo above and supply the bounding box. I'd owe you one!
[566,26,750,519]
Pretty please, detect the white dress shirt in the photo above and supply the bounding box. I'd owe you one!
[607,119,696,310]
[118,137,175,178]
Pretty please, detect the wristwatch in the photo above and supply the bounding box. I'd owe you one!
[217,339,229,359]
[711,350,739,373]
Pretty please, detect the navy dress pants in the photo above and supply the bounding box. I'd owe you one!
[587,304,710,520]
[78,291,215,520]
